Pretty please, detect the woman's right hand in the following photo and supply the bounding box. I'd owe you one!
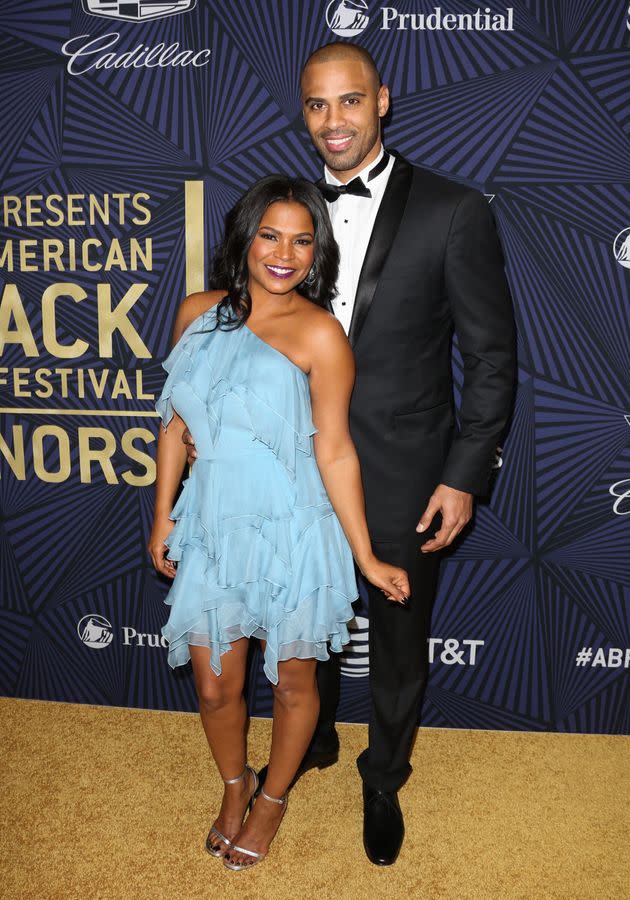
[359,556,410,605]
[182,428,198,466]
[147,517,177,579]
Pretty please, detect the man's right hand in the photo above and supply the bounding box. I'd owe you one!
[182,428,197,466]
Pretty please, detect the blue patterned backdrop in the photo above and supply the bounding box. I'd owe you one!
[0,0,628,733]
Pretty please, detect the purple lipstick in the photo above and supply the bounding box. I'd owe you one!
[265,264,296,280]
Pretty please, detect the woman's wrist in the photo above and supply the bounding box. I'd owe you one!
[153,508,174,527]
[355,550,377,575]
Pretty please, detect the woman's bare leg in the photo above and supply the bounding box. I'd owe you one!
[226,653,320,866]
[189,639,253,854]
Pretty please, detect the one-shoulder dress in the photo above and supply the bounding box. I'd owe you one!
[155,305,358,684]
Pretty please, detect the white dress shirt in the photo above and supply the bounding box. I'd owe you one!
[324,145,395,334]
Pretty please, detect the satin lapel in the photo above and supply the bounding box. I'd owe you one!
[347,155,413,347]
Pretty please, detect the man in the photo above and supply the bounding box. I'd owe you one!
[182,43,516,865]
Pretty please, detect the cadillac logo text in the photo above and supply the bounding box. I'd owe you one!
[61,33,211,75]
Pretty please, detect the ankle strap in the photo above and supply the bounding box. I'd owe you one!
[260,786,287,805]
[223,764,251,785]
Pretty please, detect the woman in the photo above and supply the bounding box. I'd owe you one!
[148,176,409,871]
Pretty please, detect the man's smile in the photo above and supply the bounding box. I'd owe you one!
[322,133,355,153]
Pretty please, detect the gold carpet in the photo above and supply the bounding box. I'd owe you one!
[1,698,628,900]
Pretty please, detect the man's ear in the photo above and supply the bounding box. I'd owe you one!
[377,84,390,118]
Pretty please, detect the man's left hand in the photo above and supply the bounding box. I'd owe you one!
[416,484,473,552]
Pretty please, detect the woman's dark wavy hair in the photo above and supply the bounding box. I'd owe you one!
[208,175,339,328]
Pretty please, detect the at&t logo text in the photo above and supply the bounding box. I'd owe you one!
[428,638,484,665]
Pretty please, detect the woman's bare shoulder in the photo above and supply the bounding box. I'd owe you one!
[171,290,226,343]
[295,303,353,377]
[300,303,348,347]
[180,289,225,322]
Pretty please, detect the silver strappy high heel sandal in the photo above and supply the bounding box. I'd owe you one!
[205,765,259,858]
[222,786,288,871]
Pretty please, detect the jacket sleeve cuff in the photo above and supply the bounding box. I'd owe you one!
[439,438,499,497]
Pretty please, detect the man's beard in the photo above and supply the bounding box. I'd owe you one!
[318,125,379,174]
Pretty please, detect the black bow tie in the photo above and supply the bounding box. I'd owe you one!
[318,177,371,202]
[318,151,391,203]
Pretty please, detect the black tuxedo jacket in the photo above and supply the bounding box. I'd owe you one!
[336,153,516,541]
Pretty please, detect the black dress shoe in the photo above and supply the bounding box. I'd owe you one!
[362,785,405,866]
[257,744,339,793]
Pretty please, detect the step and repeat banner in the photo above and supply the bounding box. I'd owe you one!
[1,1,628,733]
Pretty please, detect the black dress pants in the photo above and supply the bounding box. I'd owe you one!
[312,533,441,793]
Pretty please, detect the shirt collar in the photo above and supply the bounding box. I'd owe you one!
[324,145,386,186]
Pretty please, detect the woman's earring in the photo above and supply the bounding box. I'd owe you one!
[303,265,317,286]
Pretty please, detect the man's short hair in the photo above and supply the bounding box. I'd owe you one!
[301,42,382,90]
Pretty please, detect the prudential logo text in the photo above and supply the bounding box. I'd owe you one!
[327,3,515,34]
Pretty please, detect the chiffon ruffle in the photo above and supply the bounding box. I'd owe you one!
[155,306,358,684]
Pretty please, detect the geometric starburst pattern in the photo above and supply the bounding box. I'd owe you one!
[1,1,628,733]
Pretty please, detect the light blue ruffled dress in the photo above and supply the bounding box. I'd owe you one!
[155,304,358,684]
